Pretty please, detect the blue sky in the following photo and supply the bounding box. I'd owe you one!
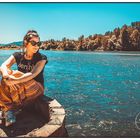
[0,3,140,43]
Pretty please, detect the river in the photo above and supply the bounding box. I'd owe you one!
[0,50,140,137]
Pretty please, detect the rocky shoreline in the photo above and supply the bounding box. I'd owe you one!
[1,21,140,52]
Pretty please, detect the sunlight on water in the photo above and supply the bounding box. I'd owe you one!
[1,50,140,137]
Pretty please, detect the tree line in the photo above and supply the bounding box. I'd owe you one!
[1,21,140,51]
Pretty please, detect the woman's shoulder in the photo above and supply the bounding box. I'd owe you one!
[36,52,47,59]
[35,52,48,63]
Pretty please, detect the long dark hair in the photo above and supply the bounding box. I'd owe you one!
[22,30,40,54]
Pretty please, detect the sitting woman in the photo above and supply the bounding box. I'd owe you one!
[0,30,48,126]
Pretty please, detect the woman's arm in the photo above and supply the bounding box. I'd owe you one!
[5,60,47,85]
[0,55,16,78]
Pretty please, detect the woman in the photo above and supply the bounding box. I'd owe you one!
[0,30,48,126]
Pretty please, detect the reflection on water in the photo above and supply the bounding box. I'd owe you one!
[1,50,140,137]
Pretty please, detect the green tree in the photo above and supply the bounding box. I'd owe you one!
[78,35,84,42]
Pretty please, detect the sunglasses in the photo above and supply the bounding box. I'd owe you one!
[29,40,42,47]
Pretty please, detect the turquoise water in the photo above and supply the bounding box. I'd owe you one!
[1,50,140,137]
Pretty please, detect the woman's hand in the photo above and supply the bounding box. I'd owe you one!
[2,70,24,91]
[0,67,13,79]
[4,70,24,80]
[11,70,24,78]
[3,77,20,92]
[3,77,16,86]
[9,84,20,92]
[3,70,23,85]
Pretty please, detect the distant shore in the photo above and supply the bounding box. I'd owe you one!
[1,22,140,52]
[1,47,140,52]
[0,47,20,50]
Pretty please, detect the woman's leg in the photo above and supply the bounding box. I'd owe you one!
[0,69,44,110]
[21,79,44,106]
[0,69,44,126]
[0,83,13,112]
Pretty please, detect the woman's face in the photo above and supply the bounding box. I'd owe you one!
[26,36,40,54]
